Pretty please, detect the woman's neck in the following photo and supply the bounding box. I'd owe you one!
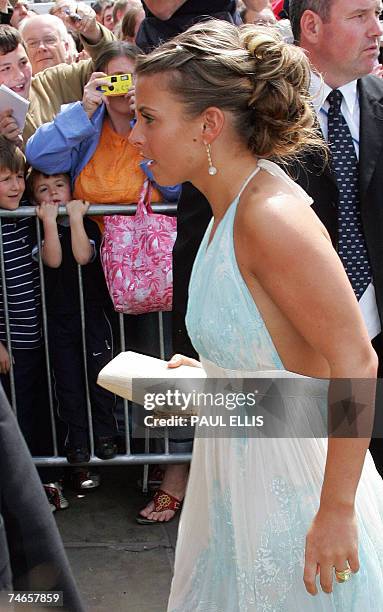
[194,155,260,221]
[107,110,134,137]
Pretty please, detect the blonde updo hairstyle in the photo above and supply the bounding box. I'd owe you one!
[135,19,320,161]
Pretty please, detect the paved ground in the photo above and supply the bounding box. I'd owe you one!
[55,466,180,612]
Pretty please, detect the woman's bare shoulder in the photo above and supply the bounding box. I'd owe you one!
[237,171,329,246]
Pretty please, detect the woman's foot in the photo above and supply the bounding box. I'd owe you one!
[137,464,188,523]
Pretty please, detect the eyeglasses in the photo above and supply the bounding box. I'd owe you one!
[25,36,61,50]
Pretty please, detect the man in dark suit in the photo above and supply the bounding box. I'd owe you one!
[288,0,383,474]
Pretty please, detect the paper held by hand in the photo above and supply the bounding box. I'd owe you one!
[0,84,30,130]
[97,351,206,402]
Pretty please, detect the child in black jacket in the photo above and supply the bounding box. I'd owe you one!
[29,169,117,464]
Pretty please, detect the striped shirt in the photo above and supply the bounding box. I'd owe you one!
[0,212,42,350]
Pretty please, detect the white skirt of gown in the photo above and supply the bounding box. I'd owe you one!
[167,361,383,612]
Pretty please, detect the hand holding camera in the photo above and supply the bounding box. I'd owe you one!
[83,72,135,118]
[62,2,100,43]
[64,8,82,22]
[126,85,136,115]
[97,74,133,96]
[82,72,111,118]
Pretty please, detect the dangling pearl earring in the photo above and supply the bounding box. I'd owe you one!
[205,143,218,176]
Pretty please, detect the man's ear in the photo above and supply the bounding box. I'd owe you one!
[300,9,323,44]
[200,107,225,144]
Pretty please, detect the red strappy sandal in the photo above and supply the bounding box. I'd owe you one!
[136,488,183,524]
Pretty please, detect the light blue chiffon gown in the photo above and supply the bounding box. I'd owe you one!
[167,160,383,612]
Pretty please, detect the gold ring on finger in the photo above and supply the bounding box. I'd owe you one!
[335,568,352,583]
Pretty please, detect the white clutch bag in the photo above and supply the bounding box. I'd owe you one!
[97,351,206,415]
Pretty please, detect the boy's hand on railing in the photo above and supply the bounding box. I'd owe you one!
[66,201,93,264]
[66,200,90,219]
[0,341,10,374]
[36,202,59,223]
[167,354,202,369]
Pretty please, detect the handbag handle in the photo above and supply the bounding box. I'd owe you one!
[136,180,154,216]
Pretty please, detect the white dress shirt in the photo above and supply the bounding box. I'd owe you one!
[310,72,381,340]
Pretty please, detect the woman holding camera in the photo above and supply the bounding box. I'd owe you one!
[26,40,178,230]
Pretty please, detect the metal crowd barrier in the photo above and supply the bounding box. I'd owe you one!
[0,205,191,484]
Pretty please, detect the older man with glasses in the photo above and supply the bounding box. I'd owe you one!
[19,14,72,74]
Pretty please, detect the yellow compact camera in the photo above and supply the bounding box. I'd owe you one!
[97,74,133,96]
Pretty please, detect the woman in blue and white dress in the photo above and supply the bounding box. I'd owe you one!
[130,20,383,612]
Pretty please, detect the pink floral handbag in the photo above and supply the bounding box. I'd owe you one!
[101,180,177,315]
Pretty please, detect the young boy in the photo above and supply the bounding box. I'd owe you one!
[0,137,41,440]
[29,170,117,466]
[0,136,68,511]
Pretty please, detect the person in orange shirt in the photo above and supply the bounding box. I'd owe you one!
[25,40,179,227]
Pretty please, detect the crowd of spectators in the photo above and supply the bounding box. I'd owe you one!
[0,0,183,514]
[0,4,118,509]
